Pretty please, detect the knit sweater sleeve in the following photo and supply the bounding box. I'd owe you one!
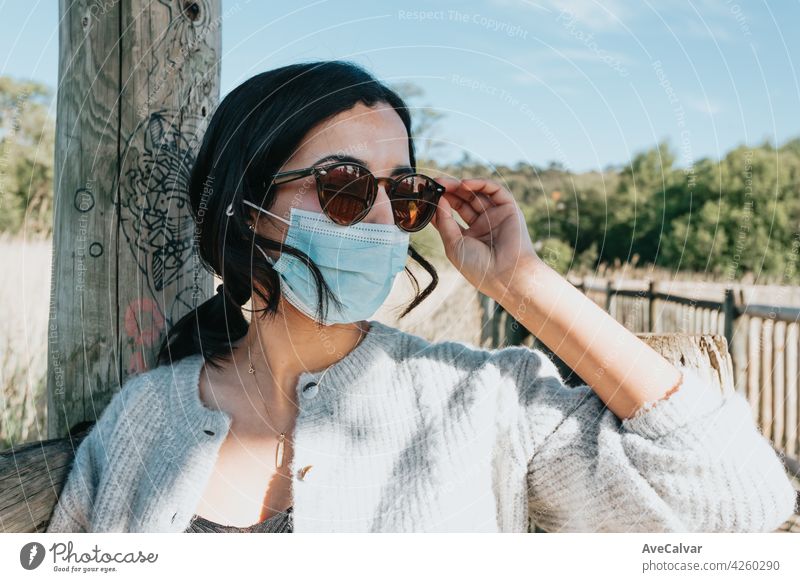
[490,345,798,533]
[45,375,134,533]
[45,427,101,532]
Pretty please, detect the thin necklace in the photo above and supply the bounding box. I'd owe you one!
[247,341,293,469]
[245,324,368,468]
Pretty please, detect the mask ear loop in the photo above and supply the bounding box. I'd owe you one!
[244,200,287,268]
[242,199,291,226]
[225,200,292,227]
[225,201,282,266]
[255,242,276,266]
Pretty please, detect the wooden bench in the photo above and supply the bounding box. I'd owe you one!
[1,422,92,532]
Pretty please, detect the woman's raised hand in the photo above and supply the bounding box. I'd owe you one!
[430,178,541,298]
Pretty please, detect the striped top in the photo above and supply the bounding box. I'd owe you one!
[184,506,293,533]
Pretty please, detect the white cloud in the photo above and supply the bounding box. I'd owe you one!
[686,96,722,115]
[487,0,630,30]
[683,18,735,42]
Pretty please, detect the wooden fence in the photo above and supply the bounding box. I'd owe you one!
[479,277,800,478]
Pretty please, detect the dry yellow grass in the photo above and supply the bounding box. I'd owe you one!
[373,259,483,346]
[0,234,51,450]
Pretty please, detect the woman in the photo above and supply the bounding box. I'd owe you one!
[46,60,796,534]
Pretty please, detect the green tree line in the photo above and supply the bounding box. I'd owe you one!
[0,76,54,237]
[3,75,799,282]
[431,140,800,281]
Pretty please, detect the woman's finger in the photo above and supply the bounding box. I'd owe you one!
[443,192,481,226]
[446,181,495,217]
[459,178,516,207]
[439,177,486,226]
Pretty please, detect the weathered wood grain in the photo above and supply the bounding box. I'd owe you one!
[0,425,91,532]
[48,0,221,441]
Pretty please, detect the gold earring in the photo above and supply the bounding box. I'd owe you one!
[248,224,255,231]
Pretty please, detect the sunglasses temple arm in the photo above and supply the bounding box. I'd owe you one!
[272,167,316,185]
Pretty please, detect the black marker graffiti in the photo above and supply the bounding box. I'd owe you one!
[116,109,208,327]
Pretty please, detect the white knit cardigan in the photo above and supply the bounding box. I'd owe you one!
[46,319,797,533]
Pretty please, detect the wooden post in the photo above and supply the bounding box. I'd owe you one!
[774,321,786,451]
[648,279,656,333]
[48,0,222,439]
[786,322,798,460]
[723,288,736,350]
[748,317,762,425]
[504,311,532,347]
[634,333,736,397]
[478,292,494,348]
[732,314,748,397]
[761,318,775,440]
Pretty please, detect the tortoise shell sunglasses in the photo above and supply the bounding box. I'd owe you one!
[257,160,447,233]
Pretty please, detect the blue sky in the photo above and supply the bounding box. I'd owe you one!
[1,0,798,173]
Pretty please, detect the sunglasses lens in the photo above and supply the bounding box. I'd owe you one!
[391,175,440,232]
[318,164,374,225]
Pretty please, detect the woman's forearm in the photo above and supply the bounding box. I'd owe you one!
[491,258,683,420]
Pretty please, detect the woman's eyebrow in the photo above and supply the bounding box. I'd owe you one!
[312,154,414,176]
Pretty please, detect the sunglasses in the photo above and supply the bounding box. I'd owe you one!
[265,161,446,233]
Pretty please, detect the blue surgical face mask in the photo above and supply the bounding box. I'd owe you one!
[243,200,410,325]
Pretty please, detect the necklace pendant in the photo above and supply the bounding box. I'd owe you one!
[275,433,285,468]
[248,362,255,374]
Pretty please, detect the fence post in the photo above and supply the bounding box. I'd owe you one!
[605,279,613,314]
[479,292,503,349]
[48,0,222,440]
[723,288,736,350]
[648,279,656,332]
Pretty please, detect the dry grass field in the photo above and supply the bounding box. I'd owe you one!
[0,234,51,450]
